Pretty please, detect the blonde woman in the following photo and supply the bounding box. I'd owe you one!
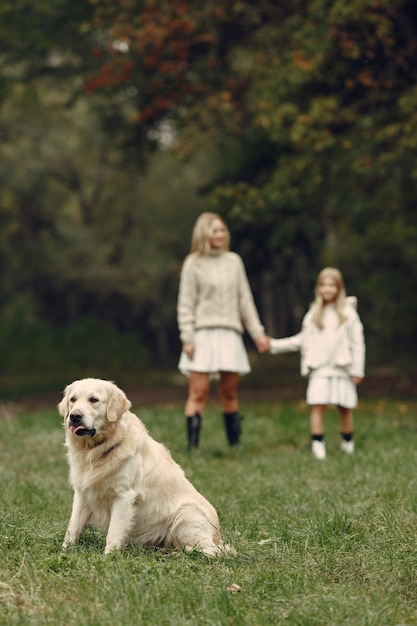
[177,212,270,449]
[269,267,365,459]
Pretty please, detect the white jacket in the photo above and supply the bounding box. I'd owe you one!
[270,297,365,378]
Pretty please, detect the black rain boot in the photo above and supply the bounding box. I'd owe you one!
[186,412,202,450]
[223,412,243,446]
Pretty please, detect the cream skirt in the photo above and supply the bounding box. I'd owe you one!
[306,376,358,408]
[178,328,251,376]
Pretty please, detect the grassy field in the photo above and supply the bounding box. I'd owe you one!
[1,394,417,625]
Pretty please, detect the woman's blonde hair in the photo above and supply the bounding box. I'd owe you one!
[311,267,346,328]
[190,212,230,255]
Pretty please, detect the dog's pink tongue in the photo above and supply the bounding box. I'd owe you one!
[70,425,84,434]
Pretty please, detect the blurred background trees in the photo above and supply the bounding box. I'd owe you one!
[0,0,416,390]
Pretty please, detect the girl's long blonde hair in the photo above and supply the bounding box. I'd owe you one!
[190,212,230,256]
[311,267,347,328]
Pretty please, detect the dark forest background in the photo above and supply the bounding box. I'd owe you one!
[0,0,416,395]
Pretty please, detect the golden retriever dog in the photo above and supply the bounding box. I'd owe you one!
[58,378,230,556]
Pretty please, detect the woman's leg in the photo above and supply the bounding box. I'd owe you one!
[185,372,210,449]
[185,372,210,415]
[218,371,240,412]
[219,372,242,446]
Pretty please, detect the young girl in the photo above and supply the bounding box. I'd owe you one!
[269,267,365,459]
[177,212,270,450]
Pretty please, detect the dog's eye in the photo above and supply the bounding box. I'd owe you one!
[89,397,99,404]
[69,396,77,403]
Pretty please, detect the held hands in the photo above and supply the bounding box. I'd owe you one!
[351,376,363,385]
[254,335,270,353]
[183,342,195,359]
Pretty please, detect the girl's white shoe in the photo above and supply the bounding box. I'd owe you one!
[341,440,355,454]
[311,440,326,459]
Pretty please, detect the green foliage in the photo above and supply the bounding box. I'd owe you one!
[1,399,417,624]
[204,0,417,354]
[0,74,210,363]
[329,218,417,355]
[0,303,149,382]
[0,0,416,370]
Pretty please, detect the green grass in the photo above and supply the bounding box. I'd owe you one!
[1,397,417,625]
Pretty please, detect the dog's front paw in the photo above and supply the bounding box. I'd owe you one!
[104,542,122,555]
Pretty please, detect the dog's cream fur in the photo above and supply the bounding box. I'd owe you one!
[59,378,228,556]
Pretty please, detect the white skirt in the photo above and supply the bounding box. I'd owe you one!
[178,328,251,377]
[306,376,358,408]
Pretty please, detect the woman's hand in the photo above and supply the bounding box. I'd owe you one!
[351,376,363,385]
[183,342,195,359]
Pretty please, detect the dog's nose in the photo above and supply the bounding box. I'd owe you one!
[69,411,83,424]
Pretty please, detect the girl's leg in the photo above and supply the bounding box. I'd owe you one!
[219,372,242,446]
[338,405,353,434]
[310,404,326,459]
[310,404,326,436]
[338,405,354,453]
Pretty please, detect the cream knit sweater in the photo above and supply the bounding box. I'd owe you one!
[177,251,265,344]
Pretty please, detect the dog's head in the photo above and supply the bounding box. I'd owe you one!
[58,378,132,440]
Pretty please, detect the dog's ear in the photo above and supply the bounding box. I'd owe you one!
[107,385,132,422]
[57,385,70,418]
